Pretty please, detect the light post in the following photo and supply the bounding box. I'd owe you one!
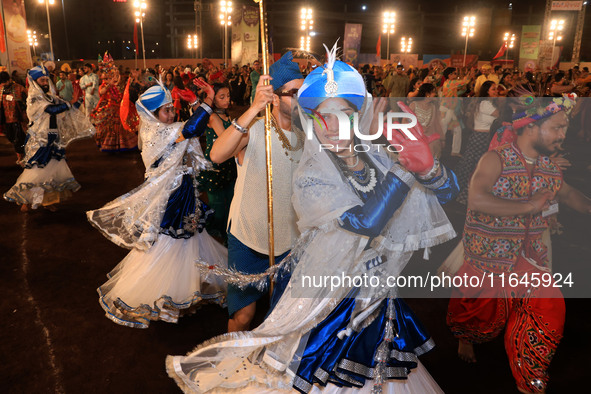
[37,0,55,60]
[382,11,395,61]
[401,36,412,54]
[548,19,564,68]
[300,8,313,51]
[27,30,39,58]
[187,34,198,58]
[219,1,232,68]
[461,15,476,67]
[503,32,516,63]
[134,1,147,69]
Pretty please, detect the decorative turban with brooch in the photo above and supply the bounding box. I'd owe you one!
[297,42,367,112]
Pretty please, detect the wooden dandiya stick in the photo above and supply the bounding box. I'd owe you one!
[253,0,275,294]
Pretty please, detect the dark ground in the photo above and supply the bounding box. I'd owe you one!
[1,116,590,394]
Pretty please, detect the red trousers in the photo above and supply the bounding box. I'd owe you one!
[447,257,565,393]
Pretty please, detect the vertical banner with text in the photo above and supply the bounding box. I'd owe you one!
[231,5,259,67]
[1,0,32,74]
[343,23,362,66]
[519,25,541,60]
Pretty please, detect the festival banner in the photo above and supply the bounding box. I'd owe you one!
[519,25,541,60]
[1,0,33,73]
[450,54,478,68]
[422,54,451,70]
[358,53,380,66]
[231,5,259,66]
[390,54,419,68]
[538,40,561,70]
[342,23,362,66]
[551,1,583,11]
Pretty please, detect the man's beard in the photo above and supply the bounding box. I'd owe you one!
[40,84,50,93]
[533,138,563,156]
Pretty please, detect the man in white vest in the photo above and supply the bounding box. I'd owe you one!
[210,52,305,332]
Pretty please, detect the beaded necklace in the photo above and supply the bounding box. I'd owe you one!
[270,115,305,160]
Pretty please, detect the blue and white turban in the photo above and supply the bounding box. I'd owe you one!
[28,66,49,81]
[139,84,172,112]
[298,43,366,112]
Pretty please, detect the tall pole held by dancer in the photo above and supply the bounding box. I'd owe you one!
[254,0,275,293]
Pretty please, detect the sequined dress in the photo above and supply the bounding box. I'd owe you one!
[4,78,95,208]
[91,83,138,152]
[87,104,227,328]
[167,143,459,392]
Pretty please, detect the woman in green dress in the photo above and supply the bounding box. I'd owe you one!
[198,82,237,244]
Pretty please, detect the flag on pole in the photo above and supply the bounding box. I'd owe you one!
[133,22,139,52]
[493,43,507,60]
[376,34,381,58]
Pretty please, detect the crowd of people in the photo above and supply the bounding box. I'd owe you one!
[1,45,591,394]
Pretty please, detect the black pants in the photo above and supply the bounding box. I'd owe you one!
[3,122,27,155]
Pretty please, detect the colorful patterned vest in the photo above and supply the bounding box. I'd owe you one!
[463,143,563,273]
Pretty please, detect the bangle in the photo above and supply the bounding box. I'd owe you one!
[232,118,248,134]
[417,159,440,181]
[190,99,199,107]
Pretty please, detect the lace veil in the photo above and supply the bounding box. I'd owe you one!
[24,74,95,162]
[87,99,210,251]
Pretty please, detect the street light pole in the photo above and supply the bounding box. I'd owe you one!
[461,16,475,67]
[503,32,515,64]
[383,11,395,62]
[27,30,38,59]
[548,19,564,69]
[140,17,146,68]
[60,0,70,59]
[38,0,54,60]
[134,1,147,69]
[219,1,232,68]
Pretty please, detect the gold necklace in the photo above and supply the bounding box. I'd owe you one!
[270,115,305,155]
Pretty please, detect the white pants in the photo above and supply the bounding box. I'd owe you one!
[439,105,462,155]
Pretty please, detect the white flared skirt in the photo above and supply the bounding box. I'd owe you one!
[3,158,80,208]
[99,231,228,328]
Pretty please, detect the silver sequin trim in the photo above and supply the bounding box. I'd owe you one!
[313,368,329,384]
[414,338,435,356]
[292,375,313,392]
[390,349,418,363]
[333,369,364,386]
[390,164,416,189]
[337,359,409,379]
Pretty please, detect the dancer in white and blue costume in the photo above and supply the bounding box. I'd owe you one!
[4,66,94,211]
[87,81,227,328]
[167,43,458,393]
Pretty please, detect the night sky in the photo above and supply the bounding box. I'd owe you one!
[21,0,591,63]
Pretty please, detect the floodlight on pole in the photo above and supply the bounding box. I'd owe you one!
[37,0,55,60]
[133,1,147,69]
[187,34,198,58]
[27,30,39,58]
[219,1,232,67]
[548,19,564,68]
[503,32,516,62]
[300,8,313,51]
[382,11,395,61]
[400,37,412,53]
[461,15,476,67]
